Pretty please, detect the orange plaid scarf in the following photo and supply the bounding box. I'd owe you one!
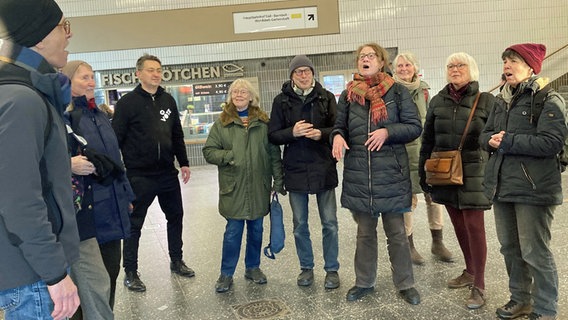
[347,72,395,124]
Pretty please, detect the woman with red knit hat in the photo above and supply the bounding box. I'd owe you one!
[481,43,567,320]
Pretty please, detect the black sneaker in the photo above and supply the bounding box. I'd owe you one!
[324,271,340,289]
[244,267,267,284]
[297,269,314,287]
[496,300,532,319]
[170,260,195,278]
[215,274,233,293]
[124,271,146,292]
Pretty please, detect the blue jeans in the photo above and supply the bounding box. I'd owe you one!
[493,200,558,316]
[220,217,263,276]
[289,189,339,271]
[0,280,54,320]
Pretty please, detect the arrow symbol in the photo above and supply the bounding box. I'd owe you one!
[308,14,314,20]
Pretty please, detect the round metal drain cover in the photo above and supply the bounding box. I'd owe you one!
[232,298,291,319]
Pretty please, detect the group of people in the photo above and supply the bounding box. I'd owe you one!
[0,1,564,320]
[204,42,565,320]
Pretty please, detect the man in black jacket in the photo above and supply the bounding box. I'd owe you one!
[113,54,194,292]
[0,1,80,319]
[268,55,340,289]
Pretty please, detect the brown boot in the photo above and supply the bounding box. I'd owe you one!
[431,229,454,262]
[447,270,474,288]
[466,286,486,309]
[408,234,425,265]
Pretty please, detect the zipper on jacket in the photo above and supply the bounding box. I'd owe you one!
[520,162,537,190]
[367,105,372,214]
[151,95,161,162]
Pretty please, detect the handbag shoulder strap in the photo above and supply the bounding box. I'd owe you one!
[458,92,481,151]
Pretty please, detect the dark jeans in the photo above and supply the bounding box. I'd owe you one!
[493,200,558,316]
[100,239,121,309]
[123,174,185,273]
[352,211,414,290]
[220,218,263,276]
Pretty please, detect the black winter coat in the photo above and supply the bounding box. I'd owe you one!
[480,78,567,206]
[113,84,189,176]
[268,81,338,193]
[419,81,494,210]
[332,82,422,216]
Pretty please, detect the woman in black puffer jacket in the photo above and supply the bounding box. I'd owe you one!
[418,52,494,310]
[331,43,422,305]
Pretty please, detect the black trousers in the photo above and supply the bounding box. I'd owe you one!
[99,239,121,309]
[123,173,185,273]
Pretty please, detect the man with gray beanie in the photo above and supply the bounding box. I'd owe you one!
[268,55,340,289]
[0,1,81,319]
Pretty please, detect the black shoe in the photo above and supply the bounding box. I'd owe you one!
[244,268,267,284]
[324,271,340,289]
[399,287,421,305]
[215,274,233,293]
[124,271,146,292]
[170,260,195,278]
[346,286,374,301]
[297,269,314,287]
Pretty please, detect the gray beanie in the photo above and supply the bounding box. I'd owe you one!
[288,55,315,78]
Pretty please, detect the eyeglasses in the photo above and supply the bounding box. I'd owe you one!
[447,63,468,70]
[58,19,71,35]
[231,89,249,96]
[293,68,312,76]
[358,52,377,61]
[143,68,163,74]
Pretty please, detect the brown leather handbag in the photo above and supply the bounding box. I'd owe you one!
[425,93,481,186]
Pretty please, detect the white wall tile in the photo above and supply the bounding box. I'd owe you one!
[56,0,568,93]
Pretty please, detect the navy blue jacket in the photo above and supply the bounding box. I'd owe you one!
[66,96,134,243]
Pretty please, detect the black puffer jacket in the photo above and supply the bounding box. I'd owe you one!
[480,77,567,206]
[331,82,422,216]
[419,81,494,210]
[268,81,338,193]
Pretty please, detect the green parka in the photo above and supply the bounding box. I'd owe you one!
[203,105,284,220]
[404,80,430,194]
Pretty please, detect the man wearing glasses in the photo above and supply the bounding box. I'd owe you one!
[268,55,340,290]
[0,1,81,319]
[113,54,195,292]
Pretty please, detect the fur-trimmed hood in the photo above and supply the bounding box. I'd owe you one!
[219,103,269,126]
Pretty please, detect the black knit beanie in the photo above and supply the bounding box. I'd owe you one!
[0,0,63,47]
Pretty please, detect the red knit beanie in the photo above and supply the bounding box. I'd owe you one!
[506,43,546,74]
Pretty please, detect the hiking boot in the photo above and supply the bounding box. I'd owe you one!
[496,300,532,319]
[215,274,233,293]
[124,271,146,292]
[324,271,340,289]
[528,312,557,320]
[430,229,454,262]
[447,270,474,288]
[297,269,314,287]
[408,234,425,265]
[466,286,486,309]
[244,268,267,284]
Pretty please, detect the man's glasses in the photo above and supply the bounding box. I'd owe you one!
[58,19,71,35]
[358,52,377,61]
[293,68,312,76]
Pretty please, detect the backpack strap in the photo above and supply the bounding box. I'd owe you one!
[531,84,554,124]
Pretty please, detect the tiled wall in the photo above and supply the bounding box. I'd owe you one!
[58,0,568,97]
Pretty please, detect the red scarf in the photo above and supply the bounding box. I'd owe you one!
[347,72,395,124]
[87,98,97,110]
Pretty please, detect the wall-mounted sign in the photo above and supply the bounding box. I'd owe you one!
[193,81,233,96]
[100,63,245,87]
[233,6,318,34]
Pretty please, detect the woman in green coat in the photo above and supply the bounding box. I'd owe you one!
[203,78,284,294]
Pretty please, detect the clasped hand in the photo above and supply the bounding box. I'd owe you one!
[293,120,321,141]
